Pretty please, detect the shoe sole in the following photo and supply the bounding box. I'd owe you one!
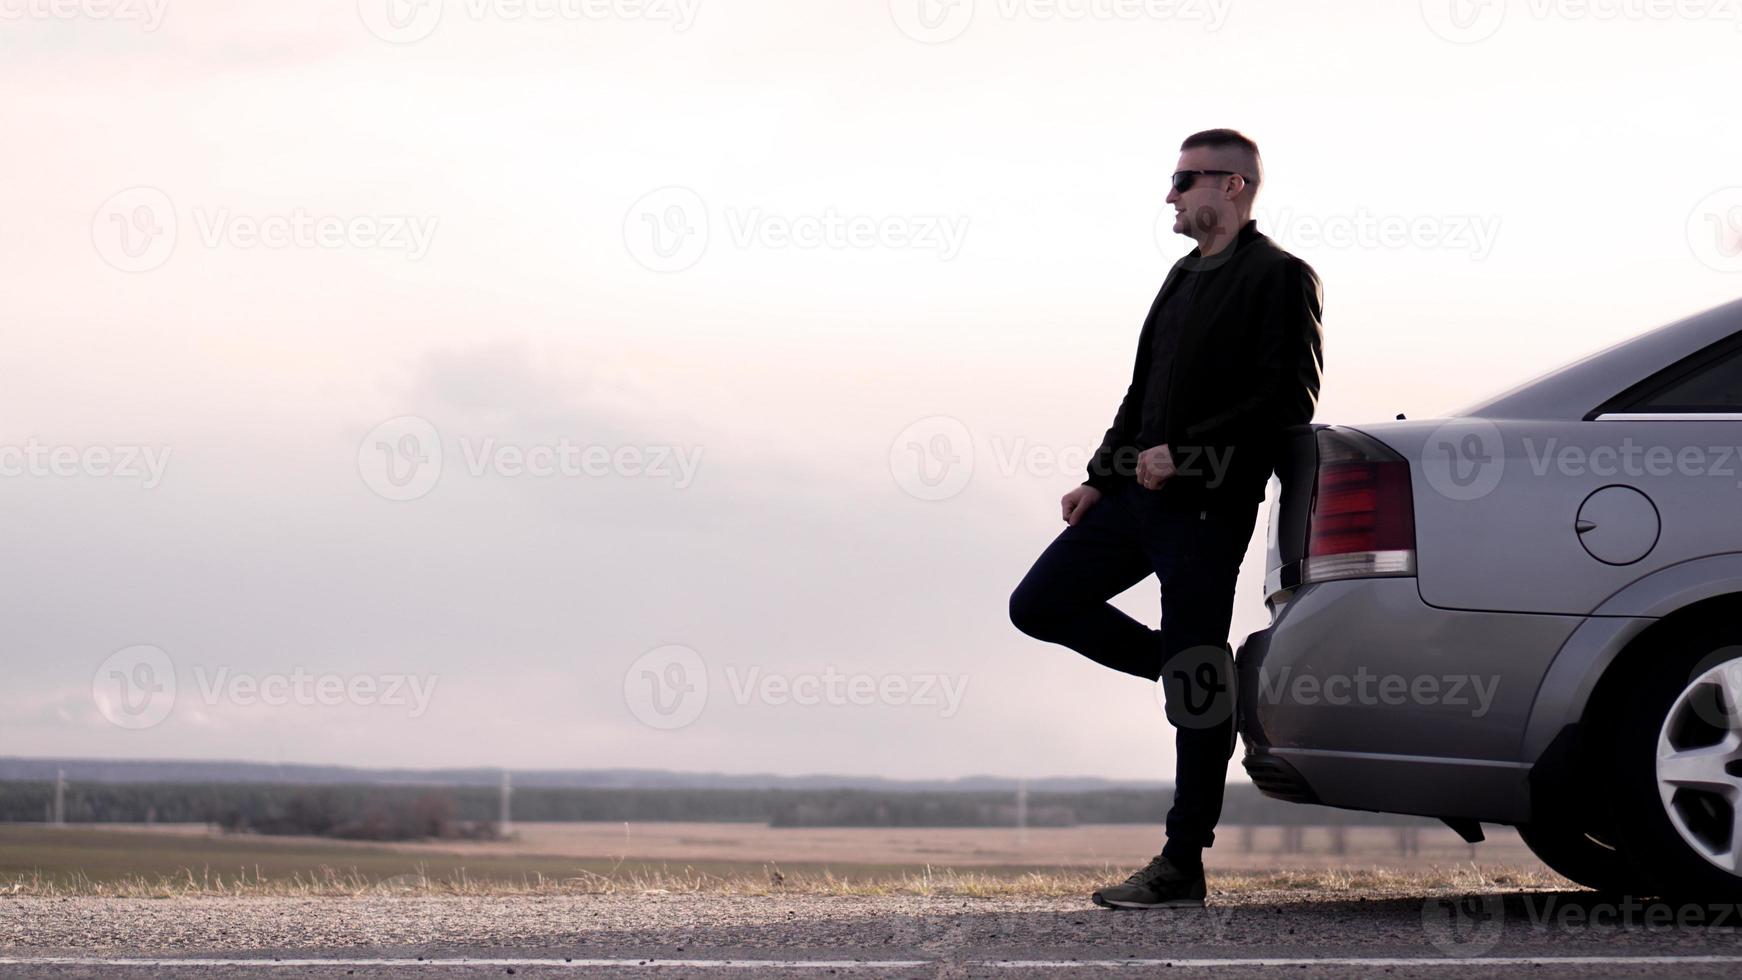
[1091,893,1205,910]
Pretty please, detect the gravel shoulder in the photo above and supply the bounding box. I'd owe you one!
[4,888,1742,970]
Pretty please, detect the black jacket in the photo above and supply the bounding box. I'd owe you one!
[1084,220,1324,507]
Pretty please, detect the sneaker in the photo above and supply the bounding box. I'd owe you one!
[1091,854,1206,910]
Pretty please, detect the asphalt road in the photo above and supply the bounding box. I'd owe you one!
[4,890,1742,978]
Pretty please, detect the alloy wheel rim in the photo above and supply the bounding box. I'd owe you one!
[1656,656,1742,876]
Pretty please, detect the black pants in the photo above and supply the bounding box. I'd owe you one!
[1008,477,1259,852]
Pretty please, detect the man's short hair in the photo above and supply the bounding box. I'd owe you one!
[1180,128,1262,191]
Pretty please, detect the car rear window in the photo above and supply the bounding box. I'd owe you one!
[1630,344,1742,412]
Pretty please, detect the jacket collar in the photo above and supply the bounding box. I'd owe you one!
[1173,218,1262,274]
[1185,218,1261,258]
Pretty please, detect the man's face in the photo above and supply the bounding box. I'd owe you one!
[1164,148,1244,241]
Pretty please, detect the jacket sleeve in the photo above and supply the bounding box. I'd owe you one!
[1180,257,1324,450]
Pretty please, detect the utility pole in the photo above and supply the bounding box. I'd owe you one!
[52,768,66,826]
[498,770,513,837]
[1015,777,1028,847]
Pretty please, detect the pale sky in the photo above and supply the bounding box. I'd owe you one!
[2,0,1739,783]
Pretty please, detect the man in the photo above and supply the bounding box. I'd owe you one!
[1008,129,1324,909]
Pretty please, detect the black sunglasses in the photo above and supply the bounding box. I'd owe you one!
[1171,170,1248,193]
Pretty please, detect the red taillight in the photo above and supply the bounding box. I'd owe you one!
[1303,428,1416,582]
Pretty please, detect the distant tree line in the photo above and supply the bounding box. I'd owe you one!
[0,782,498,841]
[768,794,1078,828]
[769,789,1432,827]
[0,781,1433,828]
[217,788,499,841]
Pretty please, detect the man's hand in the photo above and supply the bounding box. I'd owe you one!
[1061,484,1102,525]
[1136,444,1176,490]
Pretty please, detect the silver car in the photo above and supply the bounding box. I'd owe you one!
[1239,297,1742,900]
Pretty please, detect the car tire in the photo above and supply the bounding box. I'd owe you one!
[1516,821,1638,894]
[1607,615,1742,902]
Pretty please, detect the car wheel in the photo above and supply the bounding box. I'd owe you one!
[1516,821,1638,894]
[1609,617,1742,901]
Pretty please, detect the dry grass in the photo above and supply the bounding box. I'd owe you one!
[0,862,1569,900]
[0,824,1570,900]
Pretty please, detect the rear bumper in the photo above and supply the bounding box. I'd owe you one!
[1235,577,1585,824]
[1239,744,1534,823]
